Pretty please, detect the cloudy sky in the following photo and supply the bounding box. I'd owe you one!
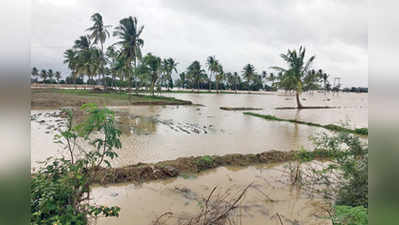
[32,0,368,87]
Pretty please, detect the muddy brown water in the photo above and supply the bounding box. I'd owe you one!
[31,92,367,168]
[31,92,366,224]
[92,163,331,225]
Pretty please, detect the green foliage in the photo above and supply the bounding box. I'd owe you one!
[332,205,368,225]
[196,155,214,169]
[244,112,368,136]
[31,104,122,224]
[311,132,368,208]
[354,128,368,135]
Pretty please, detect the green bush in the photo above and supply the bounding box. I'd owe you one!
[31,104,122,224]
[196,155,214,170]
[332,205,368,225]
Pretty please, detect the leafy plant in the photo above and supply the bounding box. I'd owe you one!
[31,103,122,224]
[332,205,368,225]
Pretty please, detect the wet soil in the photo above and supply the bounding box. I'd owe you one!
[94,150,330,185]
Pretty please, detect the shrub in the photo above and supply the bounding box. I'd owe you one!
[332,205,368,225]
[196,155,214,170]
[31,104,122,224]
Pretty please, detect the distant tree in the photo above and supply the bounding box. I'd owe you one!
[233,72,240,93]
[179,72,186,89]
[113,16,144,95]
[47,69,54,82]
[55,71,61,83]
[142,53,162,96]
[271,46,316,108]
[242,64,256,91]
[162,58,178,91]
[87,13,111,89]
[215,64,224,93]
[31,67,39,82]
[63,48,78,84]
[40,69,47,82]
[206,56,219,91]
[187,60,205,93]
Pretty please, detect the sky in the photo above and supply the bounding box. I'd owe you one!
[31,0,368,87]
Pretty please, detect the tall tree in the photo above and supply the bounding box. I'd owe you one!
[87,13,111,90]
[55,71,61,83]
[40,69,47,82]
[142,53,162,96]
[47,69,54,81]
[113,16,144,96]
[271,46,316,108]
[63,49,78,84]
[179,72,186,89]
[215,64,224,93]
[187,61,204,93]
[206,56,219,91]
[233,72,239,93]
[242,64,256,91]
[162,58,178,91]
[31,67,39,81]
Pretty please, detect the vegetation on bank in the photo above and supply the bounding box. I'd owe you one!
[31,104,122,224]
[31,88,192,107]
[243,112,368,136]
[290,131,368,224]
[220,107,263,111]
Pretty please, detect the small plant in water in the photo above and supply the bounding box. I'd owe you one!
[31,103,122,224]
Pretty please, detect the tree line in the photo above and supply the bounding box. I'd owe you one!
[31,13,342,97]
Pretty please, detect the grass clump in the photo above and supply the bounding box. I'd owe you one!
[243,112,368,136]
[195,155,215,170]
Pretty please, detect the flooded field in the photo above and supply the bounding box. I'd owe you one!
[92,163,331,225]
[31,92,367,168]
[31,92,367,224]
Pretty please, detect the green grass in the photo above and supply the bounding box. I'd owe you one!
[243,112,368,136]
[33,88,191,104]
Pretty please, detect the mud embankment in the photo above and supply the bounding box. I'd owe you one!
[95,150,330,185]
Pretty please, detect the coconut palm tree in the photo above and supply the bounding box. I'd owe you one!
[187,61,204,93]
[87,13,111,89]
[113,16,144,95]
[242,64,255,91]
[63,48,78,84]
[162,58,178,91]
[47,69,54,82]
[268,72,275,88]
[215,64,224,93]
[179,72,186,89]
[233,72,239,93]
[206,56,219,91]
[40,69,47,82]
[55,71,61,83]
[31,67,39,82]
[271,46,316,109]
[142,53,161,96]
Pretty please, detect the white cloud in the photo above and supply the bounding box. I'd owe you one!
[31,0,368,87]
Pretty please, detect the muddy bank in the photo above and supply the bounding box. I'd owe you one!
[95,150,330,185]
[220,106,262,111]
[31,88,192,108]
[275,106,339,110]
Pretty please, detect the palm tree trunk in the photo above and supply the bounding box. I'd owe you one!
[208,72,212,92]
[151,81,155,96]
[296,92,303,109]
[101,43,106,91]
